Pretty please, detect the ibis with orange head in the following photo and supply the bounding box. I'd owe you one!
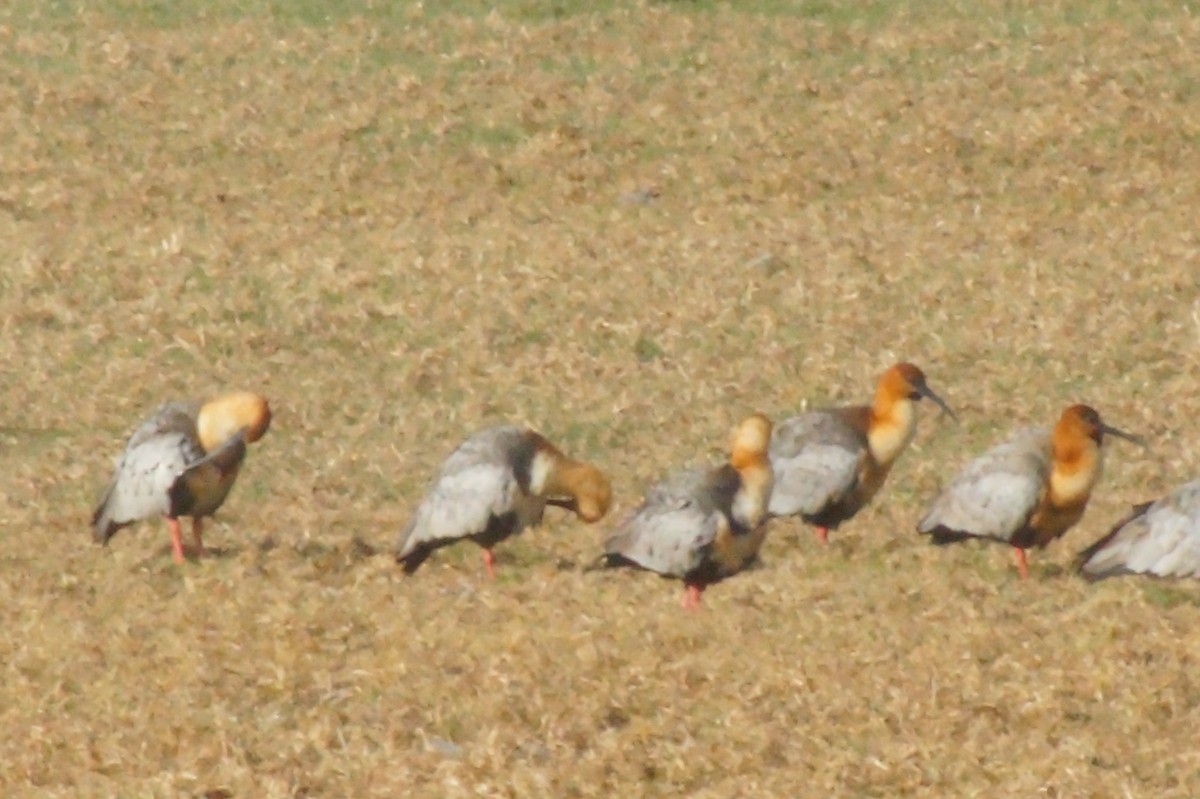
[1077,480,1200,581]
[92,391,273,564]
[918,404,1143,579]
[768,362,955,543]
[395,426,611,579]
[592,414,774,609]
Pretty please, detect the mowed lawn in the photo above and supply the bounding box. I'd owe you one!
[1,0,1198,796]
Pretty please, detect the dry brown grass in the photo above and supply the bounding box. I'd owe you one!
[2,0,1199,795]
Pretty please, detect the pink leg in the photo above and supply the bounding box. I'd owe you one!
[681,583,704,610]
[482,548,497,580]
[191,518,207,558]
[167,517,185,565]
[816,526,830,545]
[1013,547,1029,580]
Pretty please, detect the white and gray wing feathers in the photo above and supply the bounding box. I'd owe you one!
[96,433,201,529]
[604,469,720,578]
[918,427,1050,542]
[1079,481,1200,580]
[395,427,531,557]
[768,411,864,517]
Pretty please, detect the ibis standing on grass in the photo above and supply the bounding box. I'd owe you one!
[918,404,1143,579]
[767,362,956,543]
[1077,480,1200,581]
[92,391,273,564]
[591,413,774,609]
[395,426,612,579]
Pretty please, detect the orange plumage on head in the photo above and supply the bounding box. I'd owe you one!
[197,392,272,452]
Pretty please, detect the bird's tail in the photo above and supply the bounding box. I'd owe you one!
[582,551,633,572]
[90,485,125,545]
[923,526,975,546]
[395,542,433,574]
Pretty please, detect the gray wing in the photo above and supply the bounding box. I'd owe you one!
[124,401,202,450]
[768,411,864,517]
[603,469,721,578]
[918,427,1050,543]
[1079,481,1200,580]
[395,428,530,557]
[92,421,205,542]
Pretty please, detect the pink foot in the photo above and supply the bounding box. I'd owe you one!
[816,526,830,545]
[167,517,185,565]
[1013,547,1029,580]
[681,583,704,610]
[482,549,497,581]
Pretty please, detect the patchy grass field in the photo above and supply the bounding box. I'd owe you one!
[2,0,1199,795]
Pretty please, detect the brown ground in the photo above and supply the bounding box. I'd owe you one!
[1,0,1198,796]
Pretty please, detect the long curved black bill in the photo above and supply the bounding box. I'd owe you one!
[916,383,958,422]
[1099,422,1146,448]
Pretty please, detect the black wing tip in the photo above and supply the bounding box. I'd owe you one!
[1073,538,1113,578]
[90,507,121,545]
[1073,543,1133,582]
[584,552,635,572]
[1072,500,1155,580]
[920,525,975,546]
[1075,563,1109,582]
[396,544,431,574]
[1073,555,1131,582]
